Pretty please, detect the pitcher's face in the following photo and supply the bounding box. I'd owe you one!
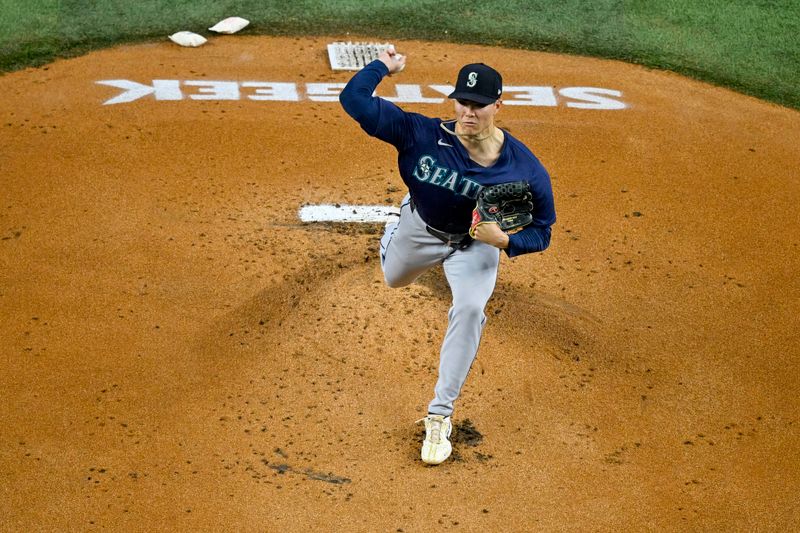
[454,99,501,135]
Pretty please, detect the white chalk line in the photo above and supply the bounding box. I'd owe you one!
[298,204,400,223]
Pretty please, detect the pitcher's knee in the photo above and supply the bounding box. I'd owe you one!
[452,301,486,323]
[384,270,413,289]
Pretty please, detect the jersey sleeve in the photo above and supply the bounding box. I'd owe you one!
[506,225,552,258]
[339,60,413,150]
[505,164,556,258]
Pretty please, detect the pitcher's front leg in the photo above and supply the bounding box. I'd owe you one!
[428,242,500,416]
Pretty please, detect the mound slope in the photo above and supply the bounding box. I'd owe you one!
[1,36,798,530]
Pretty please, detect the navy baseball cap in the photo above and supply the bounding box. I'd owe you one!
[448,63,503,105]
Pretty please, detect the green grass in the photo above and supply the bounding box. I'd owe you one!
[1,0,798,109]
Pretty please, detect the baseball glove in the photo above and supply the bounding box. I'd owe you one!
[469,181,534,237]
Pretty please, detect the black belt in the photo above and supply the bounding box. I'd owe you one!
[409,199,473,249]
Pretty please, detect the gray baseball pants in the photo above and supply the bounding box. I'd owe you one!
[380,195,500,417]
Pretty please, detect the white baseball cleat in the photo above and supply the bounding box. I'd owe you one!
[418,415,453,465]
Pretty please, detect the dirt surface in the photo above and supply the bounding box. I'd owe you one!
[1,35,799,531]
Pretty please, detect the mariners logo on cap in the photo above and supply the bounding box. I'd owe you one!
[448,63,502,105]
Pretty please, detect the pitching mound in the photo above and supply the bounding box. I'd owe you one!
[2,35,799,530]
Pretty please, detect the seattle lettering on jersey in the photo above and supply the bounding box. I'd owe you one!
[412,155,482,199]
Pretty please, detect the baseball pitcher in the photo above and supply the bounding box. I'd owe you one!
[340,47,556,465]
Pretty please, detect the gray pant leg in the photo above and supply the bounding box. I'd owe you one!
[428,242,500,416]
[380,195,500,417]
[380,195,451,288]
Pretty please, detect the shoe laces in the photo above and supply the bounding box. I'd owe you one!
[417,415,447,444]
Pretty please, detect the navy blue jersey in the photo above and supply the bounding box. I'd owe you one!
[340,60,556,257]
